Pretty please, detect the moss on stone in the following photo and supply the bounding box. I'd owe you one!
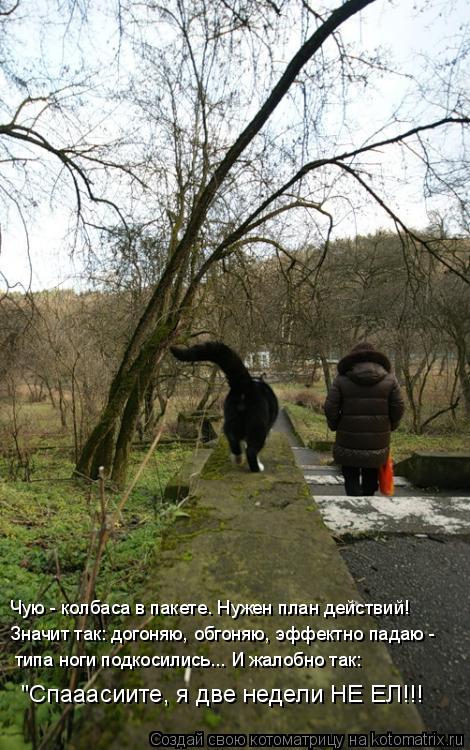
[200,436,230,479]
[71,430,423,746]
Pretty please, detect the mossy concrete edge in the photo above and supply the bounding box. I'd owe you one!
[71,433,423,749]
[283,405,334,452]
[395,452,470,490]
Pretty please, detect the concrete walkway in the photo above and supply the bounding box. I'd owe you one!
[275,410,470,537]
[72,432,422,748]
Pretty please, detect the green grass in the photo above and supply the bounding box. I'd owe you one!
[283,403,331,447]
[0,398,66,442]
[389,427,470,463]
[0,443,191,747]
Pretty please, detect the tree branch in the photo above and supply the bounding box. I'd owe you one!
[336,161,469,284]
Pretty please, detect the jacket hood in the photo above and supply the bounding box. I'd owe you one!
[347,361,388,386]
[337,343,391,375]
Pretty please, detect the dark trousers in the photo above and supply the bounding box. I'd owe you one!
[342,466,379,497]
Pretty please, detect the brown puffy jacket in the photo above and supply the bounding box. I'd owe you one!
[323,347,405,468]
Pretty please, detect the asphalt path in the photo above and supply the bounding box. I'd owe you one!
[274,410,470,738]
[340,535,470,736]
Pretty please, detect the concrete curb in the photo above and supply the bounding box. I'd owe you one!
[281,406,307,447]
[395,452,470,491]
[283,405,334,452]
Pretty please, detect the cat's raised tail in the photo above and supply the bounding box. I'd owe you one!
[170,341,251,390]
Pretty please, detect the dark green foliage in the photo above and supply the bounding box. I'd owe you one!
[0,444,191,746]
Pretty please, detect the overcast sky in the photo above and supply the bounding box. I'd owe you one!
[0,0,468,291]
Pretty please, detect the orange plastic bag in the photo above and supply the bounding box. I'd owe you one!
[379,454,394,496]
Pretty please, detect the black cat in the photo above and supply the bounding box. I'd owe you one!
[170,341,278,472]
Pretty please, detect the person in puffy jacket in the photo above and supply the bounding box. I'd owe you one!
[323,342,405,496]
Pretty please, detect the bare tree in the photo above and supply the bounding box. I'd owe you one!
[431,249,470,416]
[73,0,469,484]
[0,0,148,282]
[1,1,468,483]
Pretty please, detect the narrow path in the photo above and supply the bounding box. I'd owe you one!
[274,409,470,537]
[72,432,423,743]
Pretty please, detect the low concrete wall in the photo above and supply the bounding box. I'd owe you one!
[395,452,470,490]
[282,406,333,451]
[176,411,222,441]
[72,434,422,748]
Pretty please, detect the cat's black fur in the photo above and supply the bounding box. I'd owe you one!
[170,341,278,472]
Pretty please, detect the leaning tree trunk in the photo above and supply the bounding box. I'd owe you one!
[74,0,376,485]
[144,376,157,433]
[110,380,142,488]
[110,352,166,486]
[75,315,175,481]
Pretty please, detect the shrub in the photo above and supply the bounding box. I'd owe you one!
[285,390,323,413]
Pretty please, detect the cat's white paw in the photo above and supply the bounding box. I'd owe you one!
[257,460,264,472]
